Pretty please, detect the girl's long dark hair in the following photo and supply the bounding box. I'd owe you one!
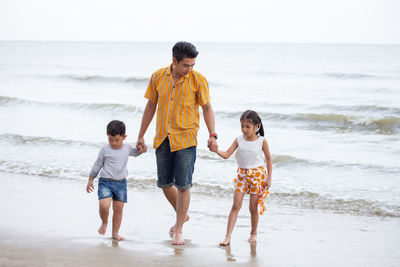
[240,110,265,136]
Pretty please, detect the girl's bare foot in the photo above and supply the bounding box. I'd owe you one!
[172,233,185,245]
[169,215,190,237]
[112,233,125,241]
[219,236,231,246]
[248,233,257,243]
[98,222,107,235]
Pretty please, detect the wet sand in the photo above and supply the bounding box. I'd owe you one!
[0,172,399,266]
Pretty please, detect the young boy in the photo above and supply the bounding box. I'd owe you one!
[86,120,146,241]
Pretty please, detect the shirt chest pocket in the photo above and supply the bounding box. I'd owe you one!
[175,85,197,107]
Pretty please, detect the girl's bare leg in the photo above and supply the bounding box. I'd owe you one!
[248,194,259,242]
[219,191,245,246]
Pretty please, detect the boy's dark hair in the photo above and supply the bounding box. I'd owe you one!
[172,41,199,62]
[240,110,265,137]
[107,120,126,136]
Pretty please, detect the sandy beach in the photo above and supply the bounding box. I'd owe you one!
[1,41,400,265]
[0,172,399,267]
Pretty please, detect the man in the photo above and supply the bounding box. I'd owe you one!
[136,41,218,245]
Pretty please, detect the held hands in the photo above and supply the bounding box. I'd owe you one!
[136,137,147,153]
[139,144,147,153]
[207,137,218,152]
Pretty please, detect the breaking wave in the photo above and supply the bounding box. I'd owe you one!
[0,96,143,114]
[217,110,400,134]
[60,74,149,84]
[1,159,398,218]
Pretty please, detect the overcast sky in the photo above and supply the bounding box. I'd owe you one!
[0,0,399,43]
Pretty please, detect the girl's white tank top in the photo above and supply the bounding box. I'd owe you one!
[235,135,264,169]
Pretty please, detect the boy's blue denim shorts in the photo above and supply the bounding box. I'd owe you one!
[98,178,127,203]
[155,137,196,190]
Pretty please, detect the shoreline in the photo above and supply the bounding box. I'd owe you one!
[0,172,399,266]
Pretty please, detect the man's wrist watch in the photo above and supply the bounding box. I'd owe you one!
[210,132,218,139]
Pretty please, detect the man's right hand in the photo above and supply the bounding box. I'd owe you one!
[137,137,146,153]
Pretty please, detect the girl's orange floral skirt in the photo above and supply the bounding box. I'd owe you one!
[234,166,269,215]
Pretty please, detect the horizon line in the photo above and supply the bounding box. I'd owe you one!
[0,39,399,46]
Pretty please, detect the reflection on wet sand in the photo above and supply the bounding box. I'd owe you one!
[221,245,236,262]
[112,239,120,248]
[173,246,184,256]
[221,242,257,263]
[250,242,257,257]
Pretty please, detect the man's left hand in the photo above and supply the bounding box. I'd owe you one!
[207,137,218,152]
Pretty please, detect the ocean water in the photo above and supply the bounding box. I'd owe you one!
[0,41,400,220]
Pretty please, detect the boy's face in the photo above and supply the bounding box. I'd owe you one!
[108,134,126,149]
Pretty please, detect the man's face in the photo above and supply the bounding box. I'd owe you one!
[172,57,196,77]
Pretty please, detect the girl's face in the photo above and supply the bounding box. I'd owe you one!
[241,119,258,140]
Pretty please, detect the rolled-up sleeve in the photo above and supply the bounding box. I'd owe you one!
[144,73,158,103]
[196,74,210,106]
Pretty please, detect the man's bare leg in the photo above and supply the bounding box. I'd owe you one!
[172,188,190,245]
[112,200,125,241]
[162,186,190,236]
[98,198,112,235]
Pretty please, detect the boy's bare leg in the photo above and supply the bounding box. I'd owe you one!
[162,186,190,236]
[112,200,125,241]
[219,191,245,246]
[248,194,259,243]
[98,198,112,235]
[172,188,190,245]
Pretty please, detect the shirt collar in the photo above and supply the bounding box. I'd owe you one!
[167,64,190,79]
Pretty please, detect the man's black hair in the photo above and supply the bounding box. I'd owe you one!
[172,41,199,62]
[107,120,126,136]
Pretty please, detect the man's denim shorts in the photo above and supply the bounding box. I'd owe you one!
[98,178,127,203]
[155,137,196,190]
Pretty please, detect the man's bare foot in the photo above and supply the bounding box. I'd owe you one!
[248,233,257,243]
[112,233,125,241]
[172,233,185,245]
[219,236,231,246]
[98,222,107,235]
[169,215,190,237]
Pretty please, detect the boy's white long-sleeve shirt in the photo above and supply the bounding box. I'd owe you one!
[90,143,140,180]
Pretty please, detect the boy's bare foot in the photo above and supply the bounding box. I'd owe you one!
[112,233,125,241]
[219,236,231,246]
[169,226,174,237]
[98,222,107,235]
[248,233,257,243]
[169,215,190,237]
[172,233,185,245]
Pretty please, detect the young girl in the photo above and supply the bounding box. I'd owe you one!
[212,110,272,245]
